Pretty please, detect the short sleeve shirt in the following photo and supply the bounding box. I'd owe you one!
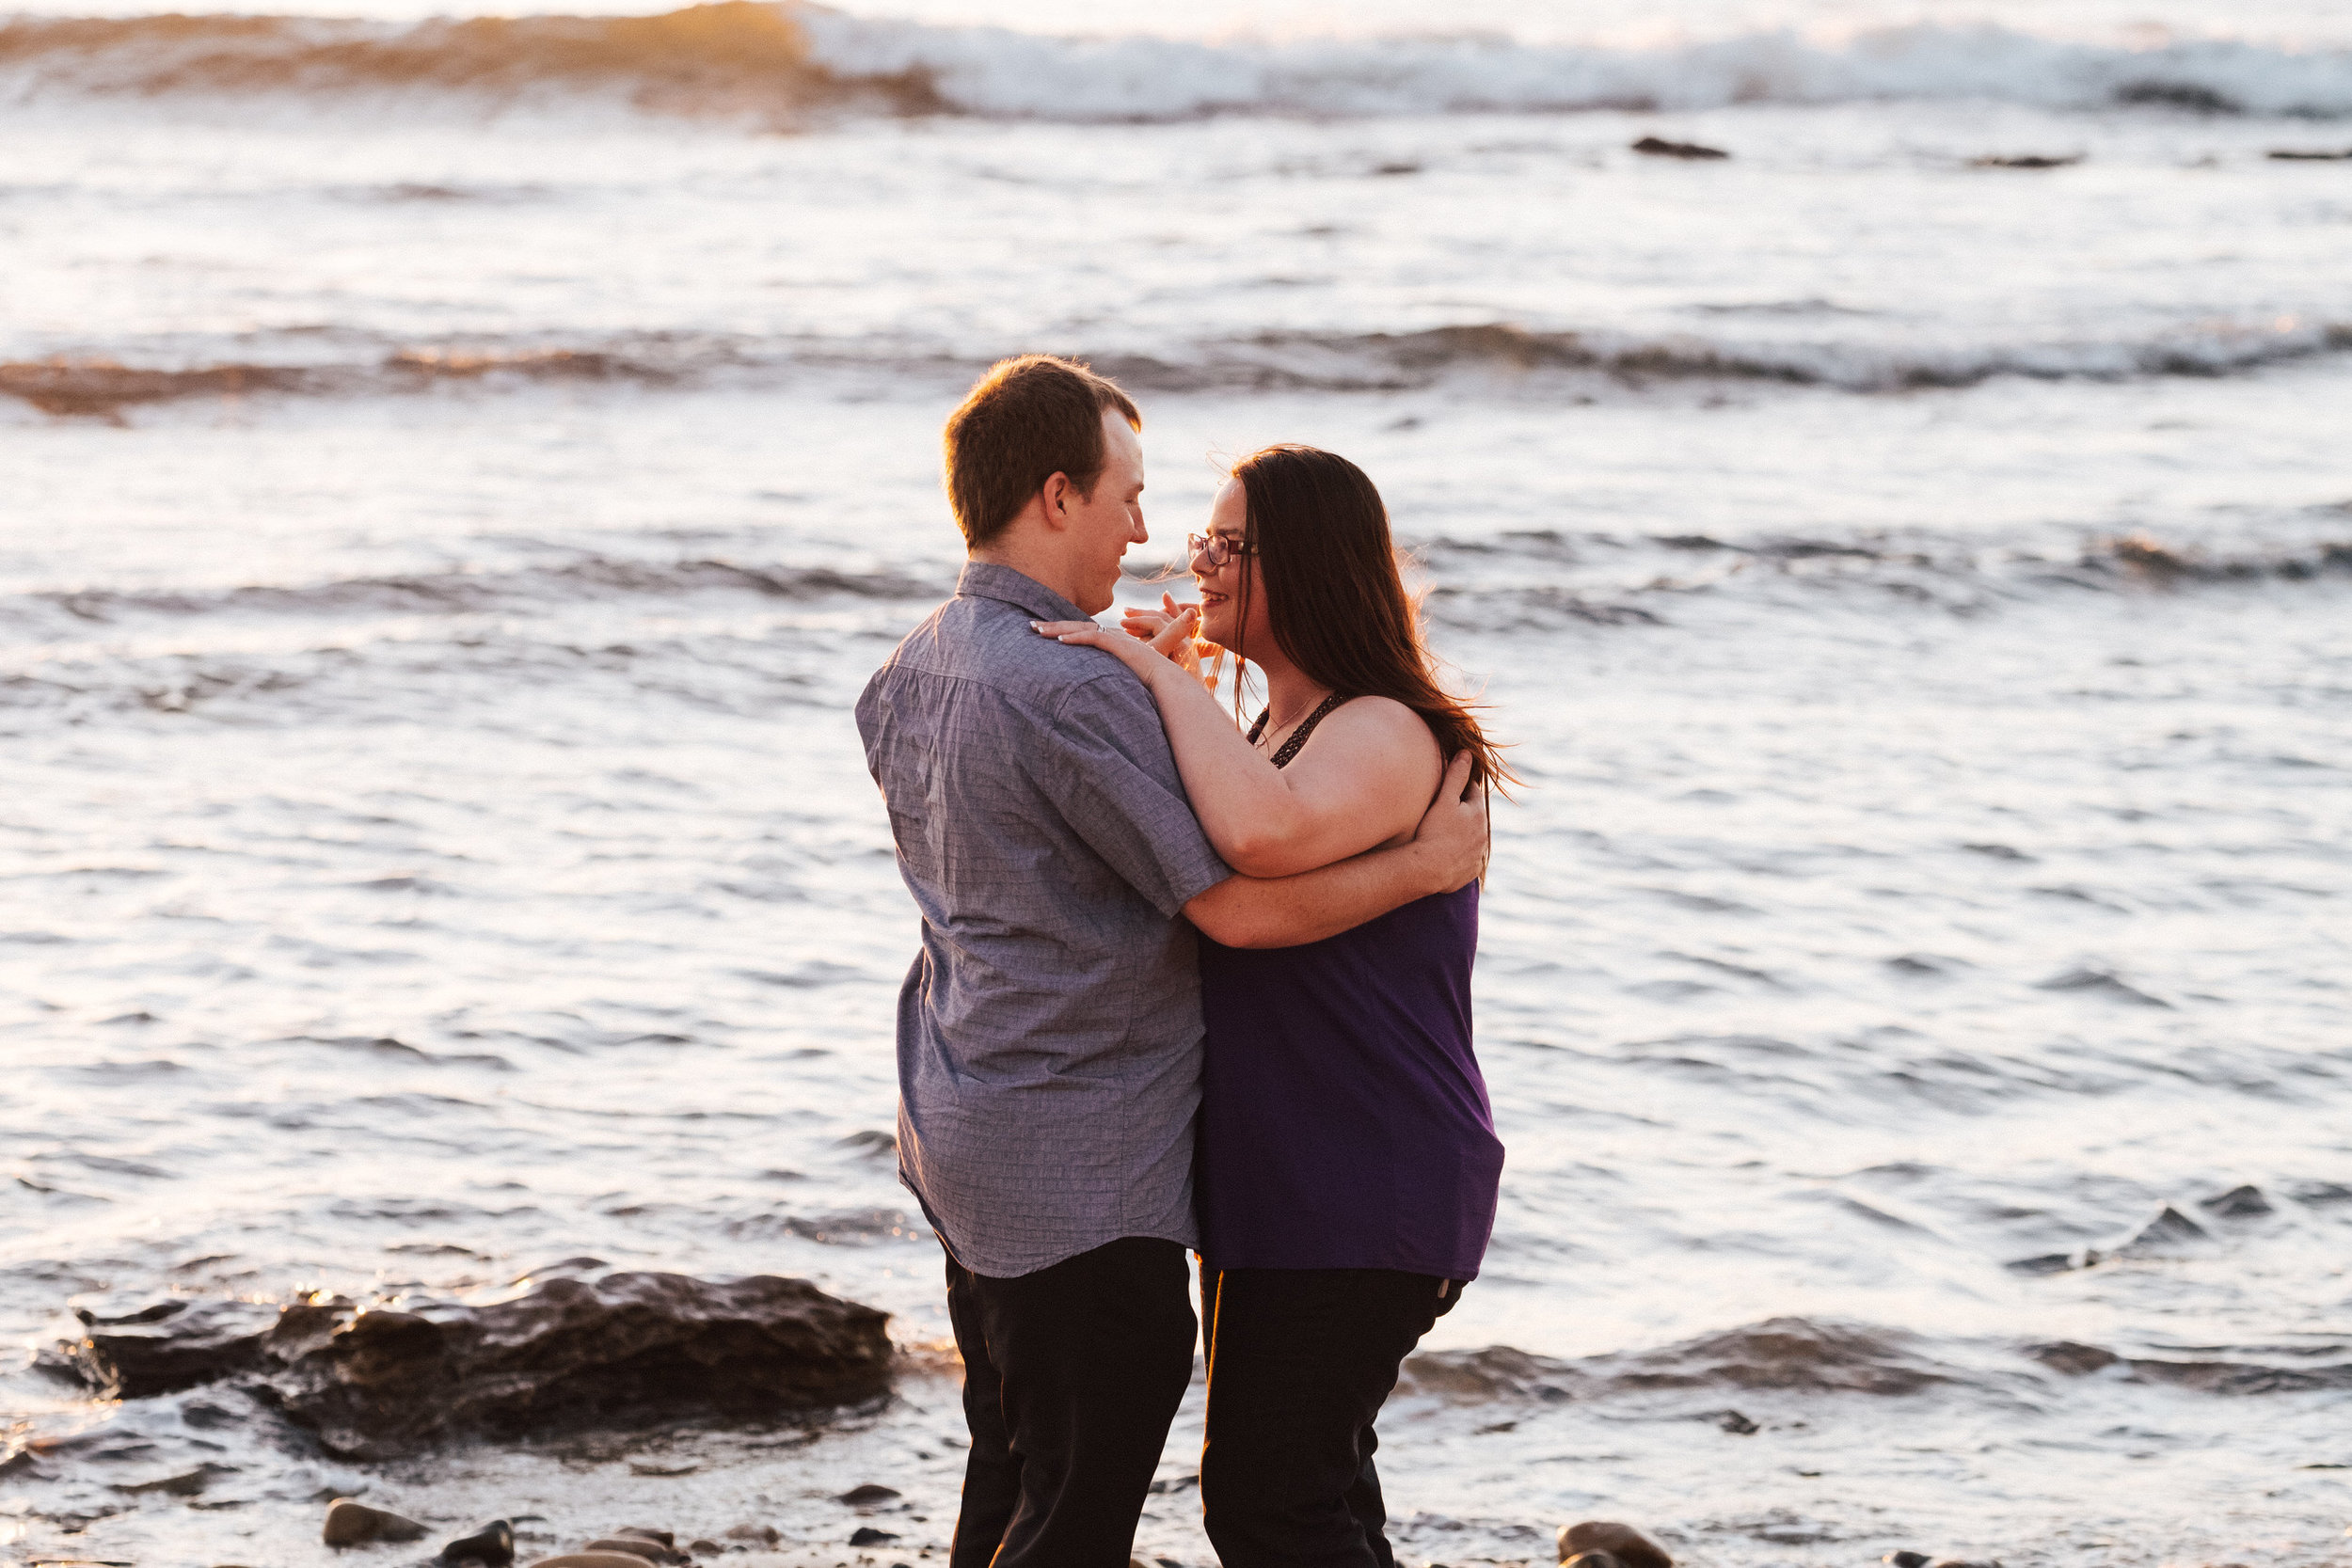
[854,562,1232,1277]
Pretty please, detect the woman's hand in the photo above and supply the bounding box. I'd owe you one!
[1035,599,1203,686]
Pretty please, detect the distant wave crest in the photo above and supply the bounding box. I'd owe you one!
[8,314,2350,419]
[3,4,2349,120]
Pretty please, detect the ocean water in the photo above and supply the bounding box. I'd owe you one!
[4,1,2350,1565]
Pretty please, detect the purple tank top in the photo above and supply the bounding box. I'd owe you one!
[1194,706,1504,1280]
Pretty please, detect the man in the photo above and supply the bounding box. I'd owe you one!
[855,355,1487,1568]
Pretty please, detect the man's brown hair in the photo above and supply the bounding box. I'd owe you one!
[943,356,1142,550]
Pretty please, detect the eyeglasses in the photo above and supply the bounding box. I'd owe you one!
[1187,532,1256,569]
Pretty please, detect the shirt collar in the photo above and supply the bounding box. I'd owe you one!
[956,561,1089,625]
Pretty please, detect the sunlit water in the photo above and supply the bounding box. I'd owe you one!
[3,0,2350,1564]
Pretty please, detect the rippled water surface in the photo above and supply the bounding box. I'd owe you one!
[4,1,2350,1563]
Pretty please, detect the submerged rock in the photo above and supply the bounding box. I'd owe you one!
[1557,1521,1673,1568]
[1631,136,1728,161]
[62,1299,279,1399]
[526,1557,669,1568]
[849,1527,899,1545]
[325,1498,430,1546]
[835,1483,901,1507]
[57,1273,892,1459]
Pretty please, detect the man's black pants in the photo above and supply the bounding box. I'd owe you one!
[1200,1267,1453,1568]
[946,1236,1196,1568]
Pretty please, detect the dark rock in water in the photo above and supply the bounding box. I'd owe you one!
[835,1483,901,1507]
[440,1520,516,1565]
[1715,1409,1758,1434]
[583,1539,679,1564]
[1557,1521,1673,1568]
[723,1524,780,1545]
[2029,1341,2122,1376]
[613,1530,675,1549]
[62,1299,278,1399]
[1928,1560,2004,1568]
[2199,1184,2273,1218]
[1631,135,1728,161]
[2268,148,2352,160]
[687,1544,722,1558]
[2115,1205,2211,1257]
[2004,1252,2080,1275]
[526,1556,668,1568]
[56,1274,890,1459]
[849,1528,900,1546]
[1970,153,2082,168]
[324,1498,430,1545]
[78,1300,190,1327]
[113,1462,237,1496]
[2113,80,2238,113]
[1885,1554,1931,1568]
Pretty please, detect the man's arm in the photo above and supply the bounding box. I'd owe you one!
[1184,754,1488,949]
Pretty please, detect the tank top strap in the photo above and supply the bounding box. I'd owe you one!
[1248,691,1352,770]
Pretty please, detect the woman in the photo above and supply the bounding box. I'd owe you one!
[1036,444,1508,1568]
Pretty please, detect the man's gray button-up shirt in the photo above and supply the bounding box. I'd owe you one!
[855,562,1232,1278]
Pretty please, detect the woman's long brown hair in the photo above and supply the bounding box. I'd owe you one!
[1226,444,1514,792]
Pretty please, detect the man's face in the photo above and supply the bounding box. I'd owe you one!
[1063,409,1147,615]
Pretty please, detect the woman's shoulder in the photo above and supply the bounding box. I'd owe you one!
[1326,693,1441,748]
[1299,695,1443,780]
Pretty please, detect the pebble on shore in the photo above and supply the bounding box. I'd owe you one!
[1557,1520,1673,1568]
[324,1499,429,1546]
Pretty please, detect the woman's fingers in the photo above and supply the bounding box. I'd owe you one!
[1148,605,1199,657]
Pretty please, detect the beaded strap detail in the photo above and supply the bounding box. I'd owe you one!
[1246,692,1352,770]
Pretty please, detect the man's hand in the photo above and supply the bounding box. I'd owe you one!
[1413,753,1488,894]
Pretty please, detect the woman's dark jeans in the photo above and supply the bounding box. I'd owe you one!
[1200,1266,1457,1568]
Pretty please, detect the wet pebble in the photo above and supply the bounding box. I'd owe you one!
[440,1520,516,1565]
[836,1482,901,1507]
[1884,1553,1931,1568]
[723,1524,780,1545]
[687,1543,723,1557]
[526,1556,675,1568]
[849,1527,899,1545]
[1557,1521,1673,1568]
[325,1498,429,1546]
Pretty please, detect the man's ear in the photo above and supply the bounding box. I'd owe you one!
[1039,471,1072,527]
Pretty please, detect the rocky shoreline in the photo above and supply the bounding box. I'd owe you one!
[43,1269,893,1460]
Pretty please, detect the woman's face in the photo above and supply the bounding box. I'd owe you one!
[1193,478,1267,654]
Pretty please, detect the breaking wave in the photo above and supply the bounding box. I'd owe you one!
[3,4,2349,121]
[9,314,2352,419]
[12,557,943,629]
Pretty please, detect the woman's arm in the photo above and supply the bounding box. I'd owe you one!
[1036,614,1443,879]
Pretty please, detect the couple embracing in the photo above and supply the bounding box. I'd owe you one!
[855,355,1509,1568]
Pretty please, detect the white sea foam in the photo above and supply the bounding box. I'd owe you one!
[801,15,2352,119]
